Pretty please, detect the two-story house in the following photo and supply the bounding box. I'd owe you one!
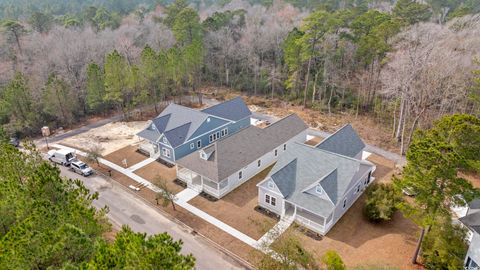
[176,114,308,197]
[136,97,251,164]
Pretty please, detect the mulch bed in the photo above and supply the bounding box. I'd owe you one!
[254,206,280,221]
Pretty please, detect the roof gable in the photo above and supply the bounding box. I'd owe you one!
[460,211,480,234]
[320,169,339,204]
[164,122,191,147]
[152,114,171,133]
[271,159,297,197]
[316,124,365,158]
[188,116,230,140]
[201,97,252,121]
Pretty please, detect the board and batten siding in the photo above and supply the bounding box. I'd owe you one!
[217,129,307,199]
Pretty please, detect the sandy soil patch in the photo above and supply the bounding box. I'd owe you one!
[294,193,420,270]
[134,161,183,194]
[367,154,396,183]
[60,121,147,155]
[189,166,277,240]
[459,171,480,189]
[103,145,148,168]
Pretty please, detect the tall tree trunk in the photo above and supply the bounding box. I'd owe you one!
[303,56,313,108]
[328,86,334,115]
[406,108,426,149]
[395,95,405,141]
[400,102,408,155]
[311,72,318,104]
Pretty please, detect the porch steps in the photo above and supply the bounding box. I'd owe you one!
[256,215,295,250]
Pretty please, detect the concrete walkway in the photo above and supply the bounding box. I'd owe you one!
[128,158,157,172]
[176,188,201,203]
[52,143,262,250]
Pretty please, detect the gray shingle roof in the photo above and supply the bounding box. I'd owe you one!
[177,114,308,182]
[136,128,161,142]
[137,98,252,147]
[460,211,480,234]
[316,124,366,158]
[271,159,298,197]
[269,142,373,217]
[202,96,251,121]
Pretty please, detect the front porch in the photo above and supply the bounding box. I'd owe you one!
[176,166,229,197]
[284,202,334,235]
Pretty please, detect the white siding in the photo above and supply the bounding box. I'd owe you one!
[329,169,373,234]
[258,187,283,214]
[466,232,480,266]
[217,130,307,198]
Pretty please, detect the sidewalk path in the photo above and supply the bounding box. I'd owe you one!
[128,158,157,172]
[52,143,261,249]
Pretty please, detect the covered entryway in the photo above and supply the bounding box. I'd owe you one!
[284,201,295,217]
[177,166,203,192]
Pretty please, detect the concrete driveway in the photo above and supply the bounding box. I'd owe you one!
[57,166,246,270]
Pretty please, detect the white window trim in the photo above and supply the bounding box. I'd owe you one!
[283,144,287,151]
[274,149,278,156]
[162,148,171,158]
[197,140,201,148]
[190,143,194,149]
[268,181,274,189]
[238,171,243,180]
[265,194,271,204]
[257,159,261,167]
[271,196,276,206]
[343,199,347,208]
[163,137,168,144]
[316,185,323,194]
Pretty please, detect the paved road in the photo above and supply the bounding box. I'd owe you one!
[57,166,246,270]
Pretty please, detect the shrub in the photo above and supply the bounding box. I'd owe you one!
[321,250,346,270]
[364,183,401,222]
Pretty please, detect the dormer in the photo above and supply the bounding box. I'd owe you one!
[199,145,215,161]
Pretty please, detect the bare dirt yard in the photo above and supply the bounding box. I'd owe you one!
[134,161,183,194]
[287,152,421,269]
[103,145,148,168]
[189,166,277,240]
[202,88,400,153]
[297,194,421,270]
[59,121,147,155]
[84,160,255,263]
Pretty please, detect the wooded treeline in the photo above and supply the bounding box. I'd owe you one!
[0,0,479,154]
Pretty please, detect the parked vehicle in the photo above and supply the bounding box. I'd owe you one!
[47,149,75,166]
[70,160,93,176]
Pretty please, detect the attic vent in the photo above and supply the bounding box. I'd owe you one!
[200,152,208,160]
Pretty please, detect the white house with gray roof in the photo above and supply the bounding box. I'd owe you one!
[257,124,375,235]
[176,114,308,197]
[137,97,251,164]
[458,199,480,268]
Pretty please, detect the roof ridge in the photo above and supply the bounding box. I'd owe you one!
[294,141,365,163]
[168,103,211,117]
[315,123,353,147]
[263,113,303,129]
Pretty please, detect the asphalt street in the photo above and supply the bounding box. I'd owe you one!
[57,166,247,270]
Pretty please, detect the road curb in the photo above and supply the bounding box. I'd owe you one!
[95,170,254,270]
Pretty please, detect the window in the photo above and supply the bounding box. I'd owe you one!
[283,144,287,151]
[356,185,361,193]
[209,132,221,143]
[221,129,225,137]
[274,149,278,156]
[257,160,261,167]
[268,181,274,189]
[162,148,171,158]
[163,137,168,144]
[216,131,220,139]
[197,140,201,148]
[224,128,228,136]
[265,194,276,206]
[316,185,323,194]
[200,152,207,160]
[190,143,194,149]
[343,199,347,208]
[238,171,243,179]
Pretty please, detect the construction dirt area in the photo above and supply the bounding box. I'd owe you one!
[59,121,148,155]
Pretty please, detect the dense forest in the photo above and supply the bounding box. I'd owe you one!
[0,0,479,154]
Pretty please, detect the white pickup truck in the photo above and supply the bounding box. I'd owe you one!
[47,149,75,166]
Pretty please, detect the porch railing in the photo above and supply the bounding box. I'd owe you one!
[295,215,325,234]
